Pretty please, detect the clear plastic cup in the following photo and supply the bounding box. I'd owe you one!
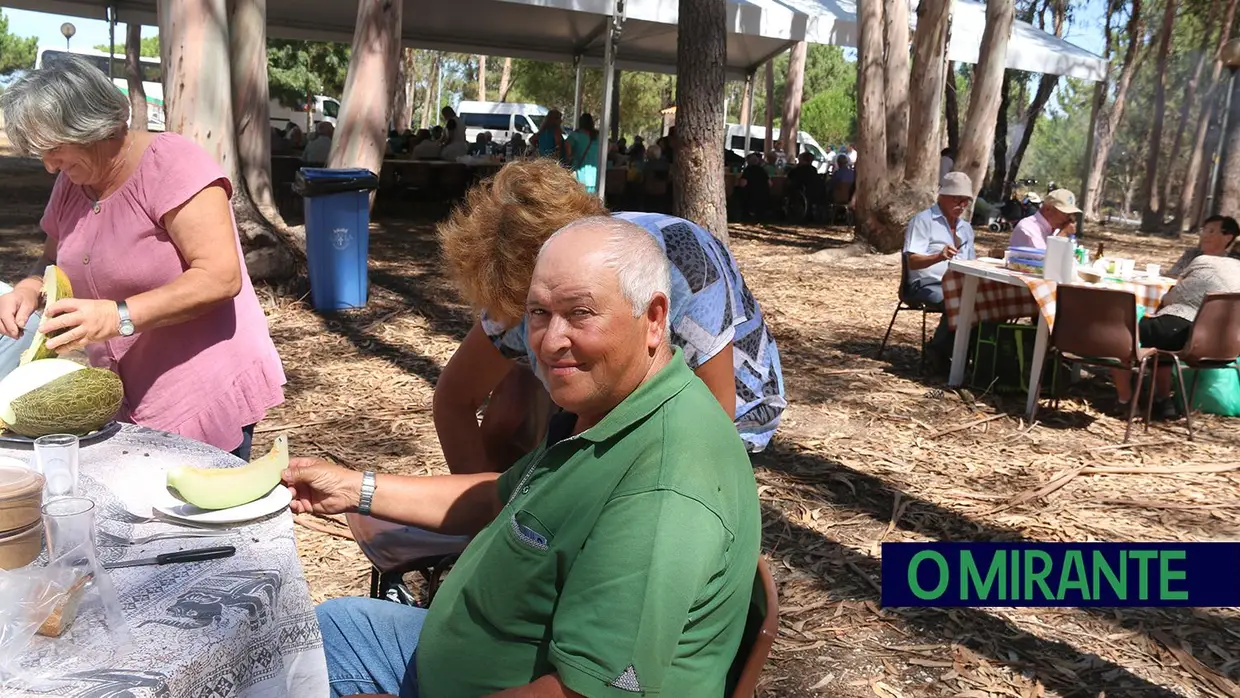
[34,433,80,500]
[41,496,96,561]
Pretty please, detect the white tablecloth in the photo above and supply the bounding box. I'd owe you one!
[1,423,328,698]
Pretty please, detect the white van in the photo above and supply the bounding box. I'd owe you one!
[270,95,340,132]
[457,101,550,143]
[725,124,833,173]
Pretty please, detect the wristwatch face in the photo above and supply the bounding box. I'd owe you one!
[120,320,135,336]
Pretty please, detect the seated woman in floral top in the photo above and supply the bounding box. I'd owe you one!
[433,159,786,473]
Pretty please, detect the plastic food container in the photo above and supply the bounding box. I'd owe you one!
[0,464,44,534]
[0,519,44,570]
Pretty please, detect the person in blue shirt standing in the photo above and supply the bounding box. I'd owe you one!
[902,171,977,370]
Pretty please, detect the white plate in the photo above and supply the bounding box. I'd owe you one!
[151,481,293,525]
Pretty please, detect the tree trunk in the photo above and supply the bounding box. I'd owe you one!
[672,0,728,242]
[228,0,279,225]
[1004,0,1065,200]
[1004,73,1056,198]
[1139,0,1179,231]
[986,70,1012,201]
[739,77,752,131]
[477,54,487,100]
[883,0,910,176]
[420,55,439,129]
[781,41,807,157]
[1175,0,1238,232]
[944,60,960,153]
[124,24,147,132]
[1083,0,1145,221]
[855,0,895,250]
[764,60,775,153]
[955,0,1015,200]
[1159,0,1217,227]
[394,48,415,131]
[904,0,951,191]
[498,57,513,102]
[328,0,403,181]
[160,0,298,280]
[1218,78,1240,214]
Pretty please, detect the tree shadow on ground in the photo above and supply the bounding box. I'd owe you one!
[752,442,1240,690]
[730,223,854,251]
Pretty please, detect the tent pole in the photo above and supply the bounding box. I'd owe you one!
[741,71,755,159]
[573,56,584,127]
[596,0,624,200]
[107,5,116,79]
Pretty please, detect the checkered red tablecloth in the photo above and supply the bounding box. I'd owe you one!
[942,264,1176,333]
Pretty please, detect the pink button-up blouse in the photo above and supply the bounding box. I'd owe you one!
[39,132,286,453]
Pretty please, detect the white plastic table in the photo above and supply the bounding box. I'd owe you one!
[0,423,328,698]
[945,259,1051,420]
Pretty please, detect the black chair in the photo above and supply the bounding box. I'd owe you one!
[877,253,944,372]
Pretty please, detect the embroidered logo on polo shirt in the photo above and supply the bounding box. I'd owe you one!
[609,665,642,693]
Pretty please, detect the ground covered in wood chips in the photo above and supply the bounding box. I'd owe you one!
[3,152,1240,697]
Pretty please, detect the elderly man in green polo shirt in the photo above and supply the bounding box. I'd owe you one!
[283,215,761,698]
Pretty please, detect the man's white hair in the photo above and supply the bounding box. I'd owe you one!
[540,216,672,330]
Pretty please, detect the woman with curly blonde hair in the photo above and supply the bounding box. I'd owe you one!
[435,158,785,473]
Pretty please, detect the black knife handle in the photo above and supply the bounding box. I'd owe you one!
[155,546,236,565]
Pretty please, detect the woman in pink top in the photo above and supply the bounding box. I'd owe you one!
[0,55,285,459]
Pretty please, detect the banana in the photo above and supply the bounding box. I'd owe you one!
[166,434,289,510]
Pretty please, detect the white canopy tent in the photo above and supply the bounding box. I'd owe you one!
[11,0,1105,196]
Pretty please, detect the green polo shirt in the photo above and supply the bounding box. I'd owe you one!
[415,348,760,697]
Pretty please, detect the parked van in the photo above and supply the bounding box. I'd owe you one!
[724,124,832,173]
[270,95,340,132]
[456,101,550,143]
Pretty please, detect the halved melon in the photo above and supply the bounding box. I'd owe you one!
[19,265,73,365]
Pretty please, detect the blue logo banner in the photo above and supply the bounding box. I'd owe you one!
[881,542,1240,607]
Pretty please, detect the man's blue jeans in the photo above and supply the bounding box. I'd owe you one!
[0,282,39,379]
[317,597,426,698]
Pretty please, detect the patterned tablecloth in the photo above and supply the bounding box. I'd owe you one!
[942,264,1177,333]
[0,423,327,698]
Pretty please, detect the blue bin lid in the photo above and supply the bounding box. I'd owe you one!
[298,167,377,180]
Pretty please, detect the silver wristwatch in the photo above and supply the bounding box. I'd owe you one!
[117,301,135,337]
[358,471,376,515]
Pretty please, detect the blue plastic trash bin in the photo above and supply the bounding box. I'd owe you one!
[294,167,380,311]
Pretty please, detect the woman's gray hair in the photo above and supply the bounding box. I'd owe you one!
[0,54,130,156]
[542,216,672,330]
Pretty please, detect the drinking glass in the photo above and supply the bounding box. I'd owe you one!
[41,496,97,562]
[34,433,79,500]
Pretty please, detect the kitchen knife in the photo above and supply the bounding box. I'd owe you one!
[103,545,236,569]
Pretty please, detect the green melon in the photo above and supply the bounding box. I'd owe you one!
[0,360,123,438]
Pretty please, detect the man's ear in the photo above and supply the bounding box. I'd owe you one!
[646,292,670,349]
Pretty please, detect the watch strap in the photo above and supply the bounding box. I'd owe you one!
[358,471,376,515]
[117,300,134,335]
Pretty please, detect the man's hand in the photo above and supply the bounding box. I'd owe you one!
[938,244,959,262]
[0,285,40,339]
[282,458,363,515]
[41,298,121,352]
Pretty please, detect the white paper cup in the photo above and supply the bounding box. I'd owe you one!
[1146,263,1160,278]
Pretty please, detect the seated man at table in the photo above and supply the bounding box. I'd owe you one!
[300,121,334,165]
[1112,252,1240,419]
[1007,188,1080,250]
[903,172,977,369]
[285,216,761,698]
[1169,215,1239,278]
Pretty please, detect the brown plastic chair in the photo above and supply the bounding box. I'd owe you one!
[877,253,944,373]
[346,557,779,698]
[1145,292,1240,441]
[1032,285,1156,442]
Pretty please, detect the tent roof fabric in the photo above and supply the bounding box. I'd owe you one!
[12,0,1105,80]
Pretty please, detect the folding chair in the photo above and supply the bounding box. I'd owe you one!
[1146,292,1240,441]
[877,253,944,373]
